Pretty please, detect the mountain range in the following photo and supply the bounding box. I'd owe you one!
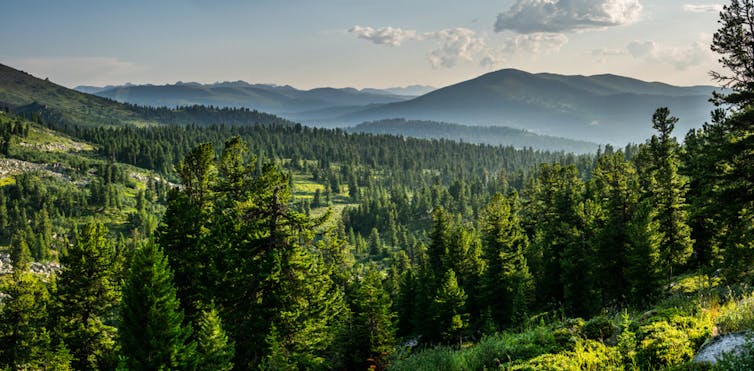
[332,69,720,144]
[75,69,721,145]
[74,81,432,115]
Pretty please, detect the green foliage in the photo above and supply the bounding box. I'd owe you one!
[196,303,234,371]
[119,241,196,370]
[9,231,31,271]
[389,325,558,371]
[507,340,622,371]
[55,222,119,370]
[718,292,754,334]
[480,193,534,328]
[583,315,614,341]
[0,272,72,369]
[637,320,694,369]
[432,269,469,345]
[347,264,396,368]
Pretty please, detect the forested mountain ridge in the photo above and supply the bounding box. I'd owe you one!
[75,80,414,115]
[350,118,600,153]
[335,68,719,144]
[0,63,297,128]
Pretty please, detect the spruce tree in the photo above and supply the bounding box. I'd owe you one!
[9,231,31,272]
[119,241,196,370]
[0,271,72,369]
[432,269,468,346]
[649,108,694,281]
[480,193,533,328]
[348,264,396,368]
[625,200,663,306]
[196,303,234,371]
[55,222,119,370]
[590,152,640,305]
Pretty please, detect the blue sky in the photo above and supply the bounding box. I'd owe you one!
[0,0,725,89]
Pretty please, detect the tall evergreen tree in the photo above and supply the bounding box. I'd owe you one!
[480,193,533,328]
[119,241,196,370]
[625,200,663,306]
[590,152,640,305]
[432,269,468,346]
[648,108,694,281]
[0,272,72,370]
[348,264,396,369]
[55,222,119,370]
[195,303,234,371]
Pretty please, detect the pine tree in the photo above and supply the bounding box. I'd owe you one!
[9,231,31,272]
[625,200,663,306]
[649,108,694,281]
[0,271,72,369]
[55,222,119,370]
[119,241,196,370]
[348,264,396,368]
[196,303,234,371]
[590,152,640,305]
[432,269,468,346]
[480,193,533,328]
[525,164,585,313]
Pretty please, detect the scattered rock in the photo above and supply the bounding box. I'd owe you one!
[693,332,751,365]
[0,252,61,276]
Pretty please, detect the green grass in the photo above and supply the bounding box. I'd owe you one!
[21,126,94,152]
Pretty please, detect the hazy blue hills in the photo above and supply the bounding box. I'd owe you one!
[75,81,418,115]
[0,63,296,128]
[335,69,720,144]
[350,119,600,154]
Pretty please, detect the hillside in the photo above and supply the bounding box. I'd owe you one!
[350,118,600,153]
[0,63,149,127]
[334,69,719,144]
[0,63,297,128]
[77,81,413,115]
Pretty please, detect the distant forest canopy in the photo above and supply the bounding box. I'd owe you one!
[350,118,601,153]
[0,1,754,370]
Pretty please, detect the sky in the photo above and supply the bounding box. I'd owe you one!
[0,0,726,90]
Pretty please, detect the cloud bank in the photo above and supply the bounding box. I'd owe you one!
[682,4,723,13]
[627,36,713,70]
[495,0,643,34]
[348,25,419,46]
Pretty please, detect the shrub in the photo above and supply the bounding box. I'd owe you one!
[583,316,614,341]
[507,340,621,371]
[637,321,694,369]
[718,293,754,334]
[553,318,584,351]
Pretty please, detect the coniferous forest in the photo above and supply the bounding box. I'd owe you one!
[2,1,754,370]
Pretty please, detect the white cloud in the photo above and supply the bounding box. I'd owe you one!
[3,56,147,87]
[348,25,569,70]
[627,36,714,70]
[424,28,491,68]
[682,4,723,13]
[505,33,569,54]
[592,47,626,56]
[349,25,506,68]
[495,0,643,34]
[348,25,419,46]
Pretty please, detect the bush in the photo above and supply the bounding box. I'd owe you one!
[583,316,614,341]
[507,340,621,371]
[553,318,584,351]
[718,293,754,334]
[637,321,694,369]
